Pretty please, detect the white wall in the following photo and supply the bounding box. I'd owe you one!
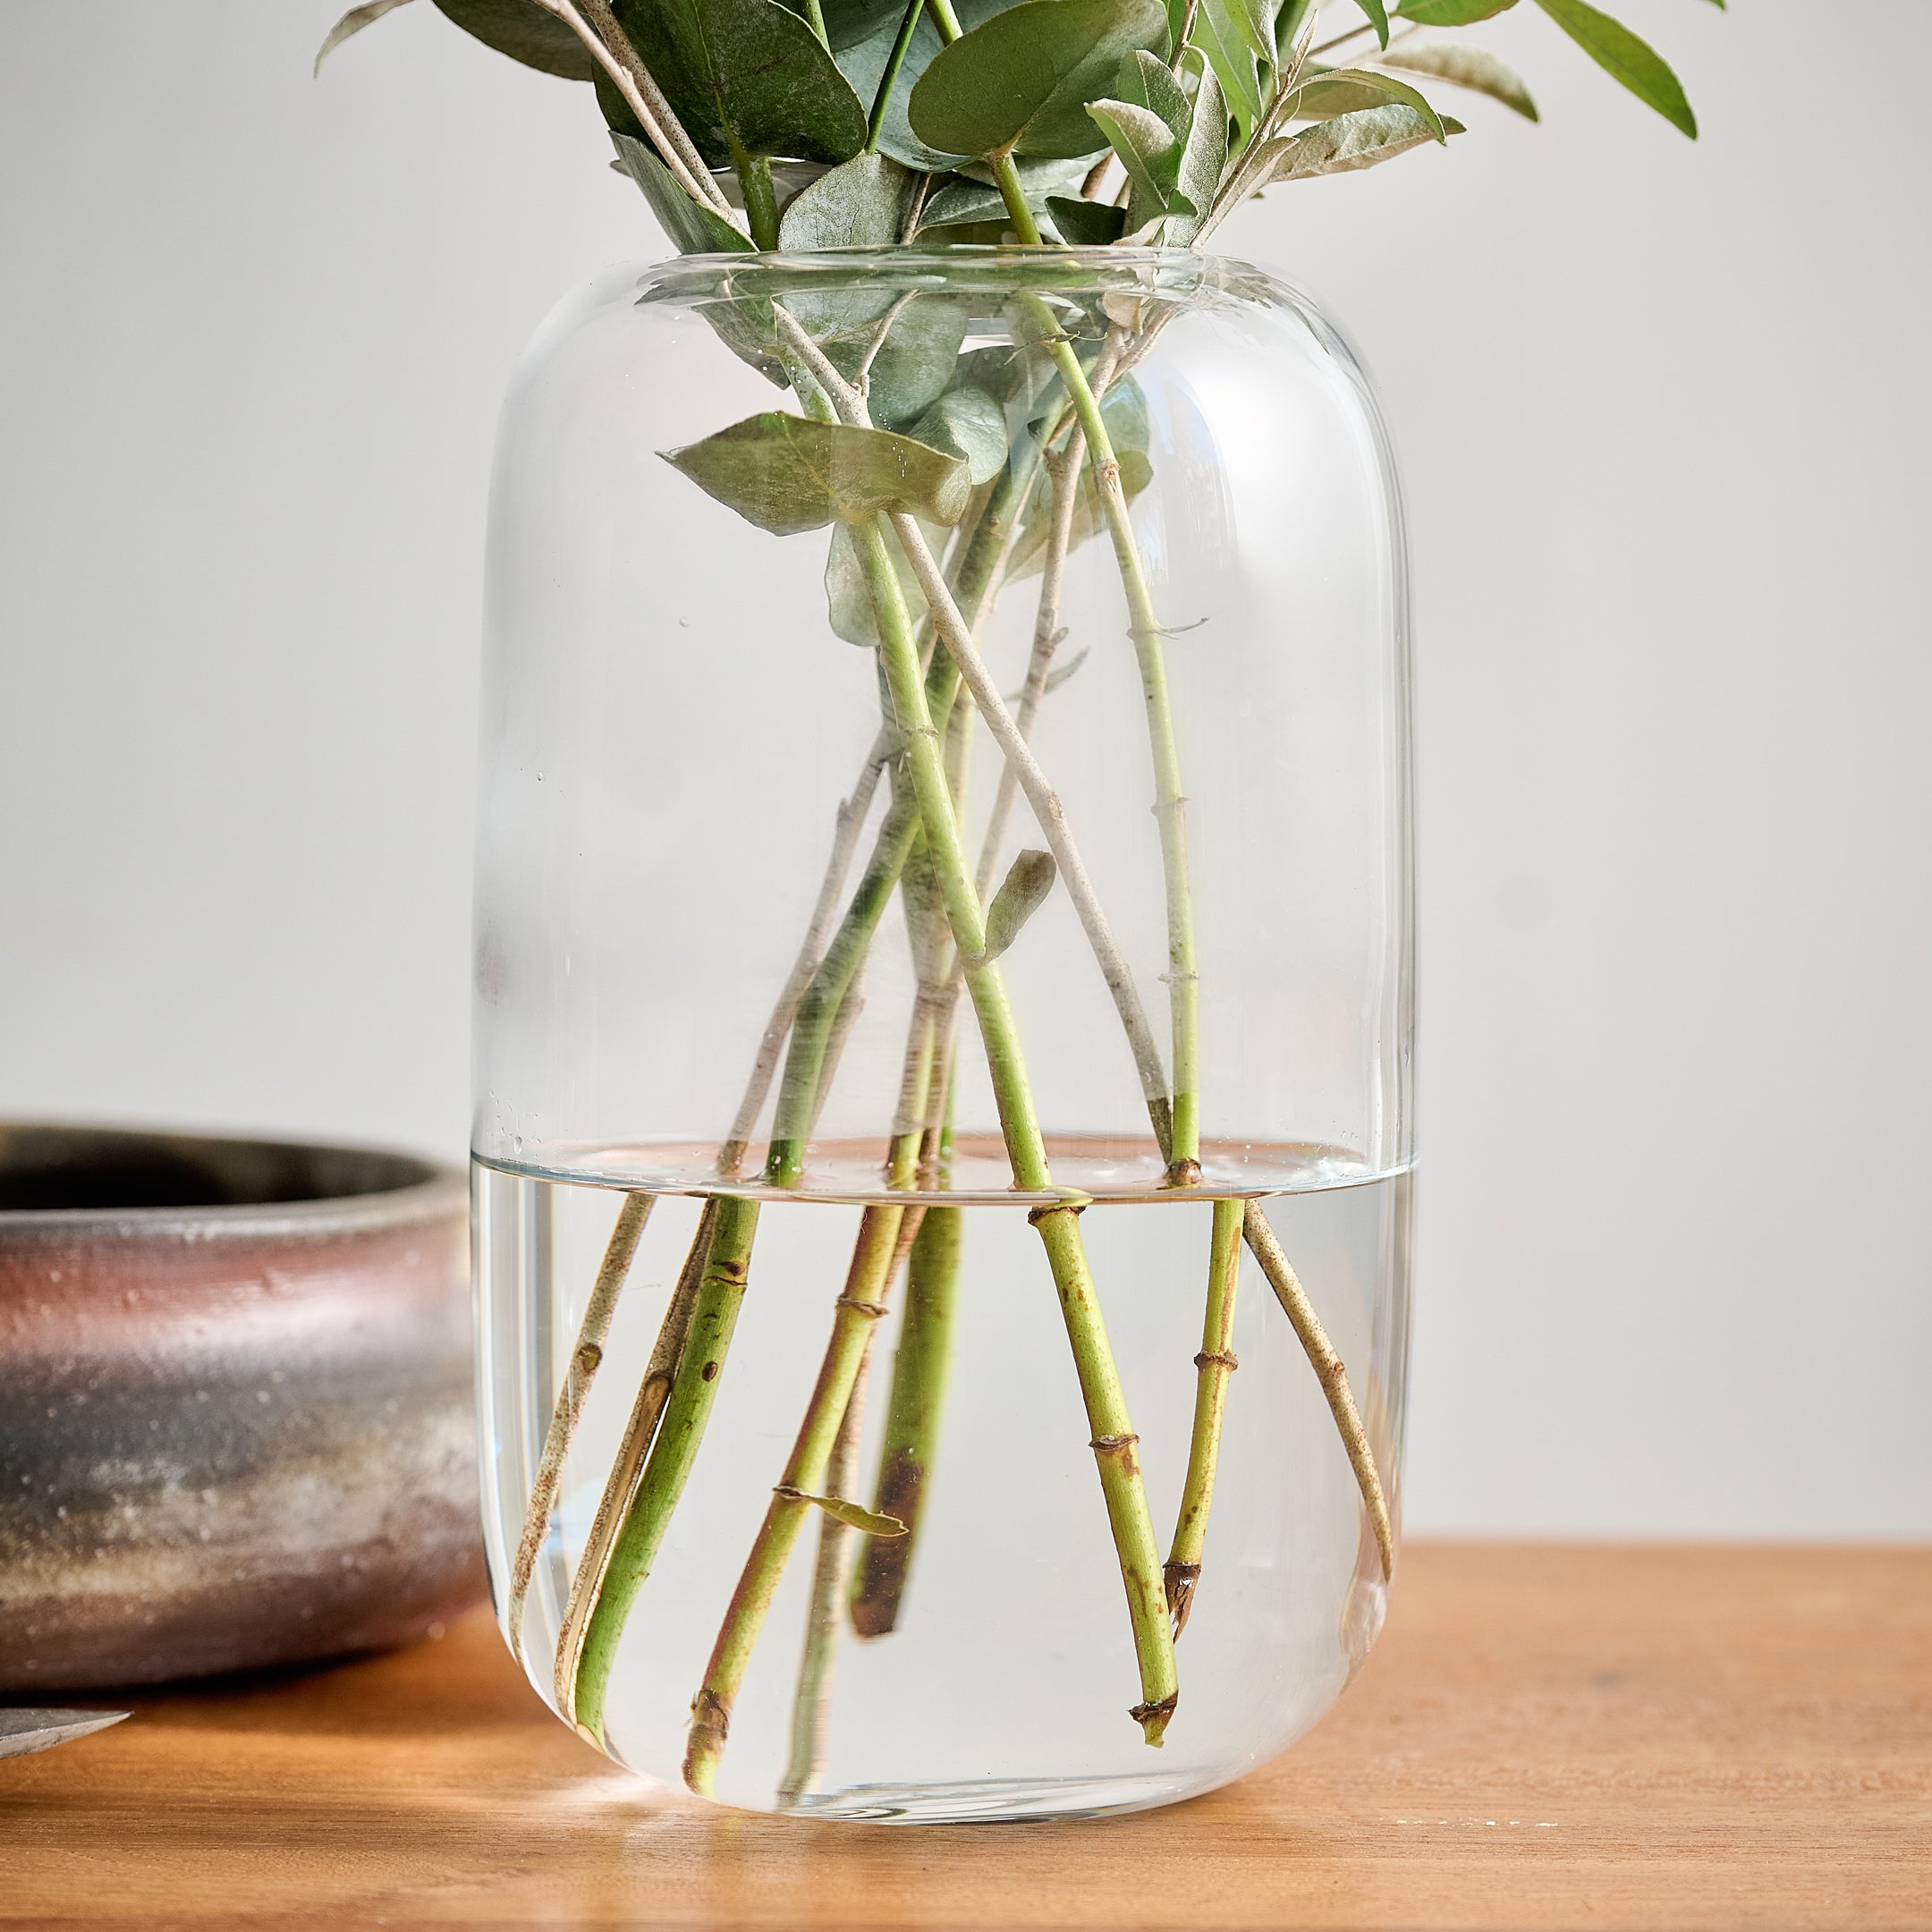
[3,2,1927,1538]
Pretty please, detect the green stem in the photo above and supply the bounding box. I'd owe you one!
[766,781,920,1185]
[990,152,1045,246]
[849,1198,960,1634]
[1165,1195,1242,1634]
[803,0,829,49]
[1045,326,1201,1175]
[684,1201,906,1796]
[866,0,927,152]
[739,148,780,251]
[853,513,1179,1744]
[574,1193,760,1744]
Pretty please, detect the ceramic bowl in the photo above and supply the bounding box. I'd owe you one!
[0,1124,482,1692]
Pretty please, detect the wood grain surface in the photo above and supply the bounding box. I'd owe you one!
[1,1543,1926,1930]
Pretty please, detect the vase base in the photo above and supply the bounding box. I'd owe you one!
[779,1770,1219,1825]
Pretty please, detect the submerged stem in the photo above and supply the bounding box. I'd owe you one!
[684,1202,906,1796]
[1243,1199,1395,1582]
[555,1196,715,1724]
[575,1194,761,1743]
[1165,1196,1242,1634]
[849,1199,959,1635]
[854,513,1178,1744]
[507,1191,653,1660]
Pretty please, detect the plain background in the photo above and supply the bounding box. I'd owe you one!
[3,1,1927,1538]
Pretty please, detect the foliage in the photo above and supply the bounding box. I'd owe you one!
[319,0,1715,267]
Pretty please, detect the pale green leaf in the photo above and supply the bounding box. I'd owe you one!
[665,413,971,536]
[1115,47,1191,137]
[1087,98,1186,217]
[981,849,1057,962]
[1250,103,1453,187]
[1377,40,1537,120]
[1530,0,1696,137]
[909,0,1171,162]
[1286,68,1448,140]
[315,0,415,78]
[1161,48,1226,247]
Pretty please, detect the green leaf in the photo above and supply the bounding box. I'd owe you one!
[1191,0,1265,147]
[787,1489,908,1537]
[1250,103,1453,187]
[1275,0,1318,55]
[1087,98,1186,218]
[1531,0,1695,137]
[981,849,1057,962]
[909,0,1171,162]
[1162,50,1226,245]
[815,0,909,49]
[1287,68,1447,140]
[905,388,1009,486]
[1395,0,1517,21]
[315,0,415,78]
[835,0,1036,170]
[1352,0,1391,51]
[665,412,971,536]
[825,521,926,645]
[1377,40,1537,120]
[1046,195,1129,244]
[777,151,919,249]
[1007,437,1151,578]
[430,0,595,80]
[918,157,1088,229]
[608,0,869,168]
[612,131,755,252]
[843,294,974,428]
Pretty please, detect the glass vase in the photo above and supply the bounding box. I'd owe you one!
[473,245,1413,1822]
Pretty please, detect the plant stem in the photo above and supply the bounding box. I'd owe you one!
[1242,1199,1394,1581]
[775,1355,869,1807]
[1165,1195,1242,1634]
[854,512,1179,1744]
[801,0,829,50]
[1030,311,1201,1179]
[575,1193,760,1743]
[543,0,732,217]
[555,1196,715,1723]
[866,0,928,153]
[684,1200,906,1795]
[507,1190,653,1660]
[739,149,781,250]
[849,1198,959,1634]
[718,733,892,1174]
[766,737,925,1188]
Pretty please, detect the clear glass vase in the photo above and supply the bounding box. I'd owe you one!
[473,245,1413,1822]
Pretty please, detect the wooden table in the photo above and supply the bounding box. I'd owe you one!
[3,1544,1927,1929]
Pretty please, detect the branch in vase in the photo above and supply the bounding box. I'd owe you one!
[554,1195,716,1724]
[1243,1198,1394,1582]
[507,1190,653,1659]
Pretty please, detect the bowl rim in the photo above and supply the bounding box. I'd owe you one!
[0,1121,466,1237]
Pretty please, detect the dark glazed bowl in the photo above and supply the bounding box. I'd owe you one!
[0,1124,483,1693]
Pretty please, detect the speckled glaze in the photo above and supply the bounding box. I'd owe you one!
[0,1126,483,1693]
